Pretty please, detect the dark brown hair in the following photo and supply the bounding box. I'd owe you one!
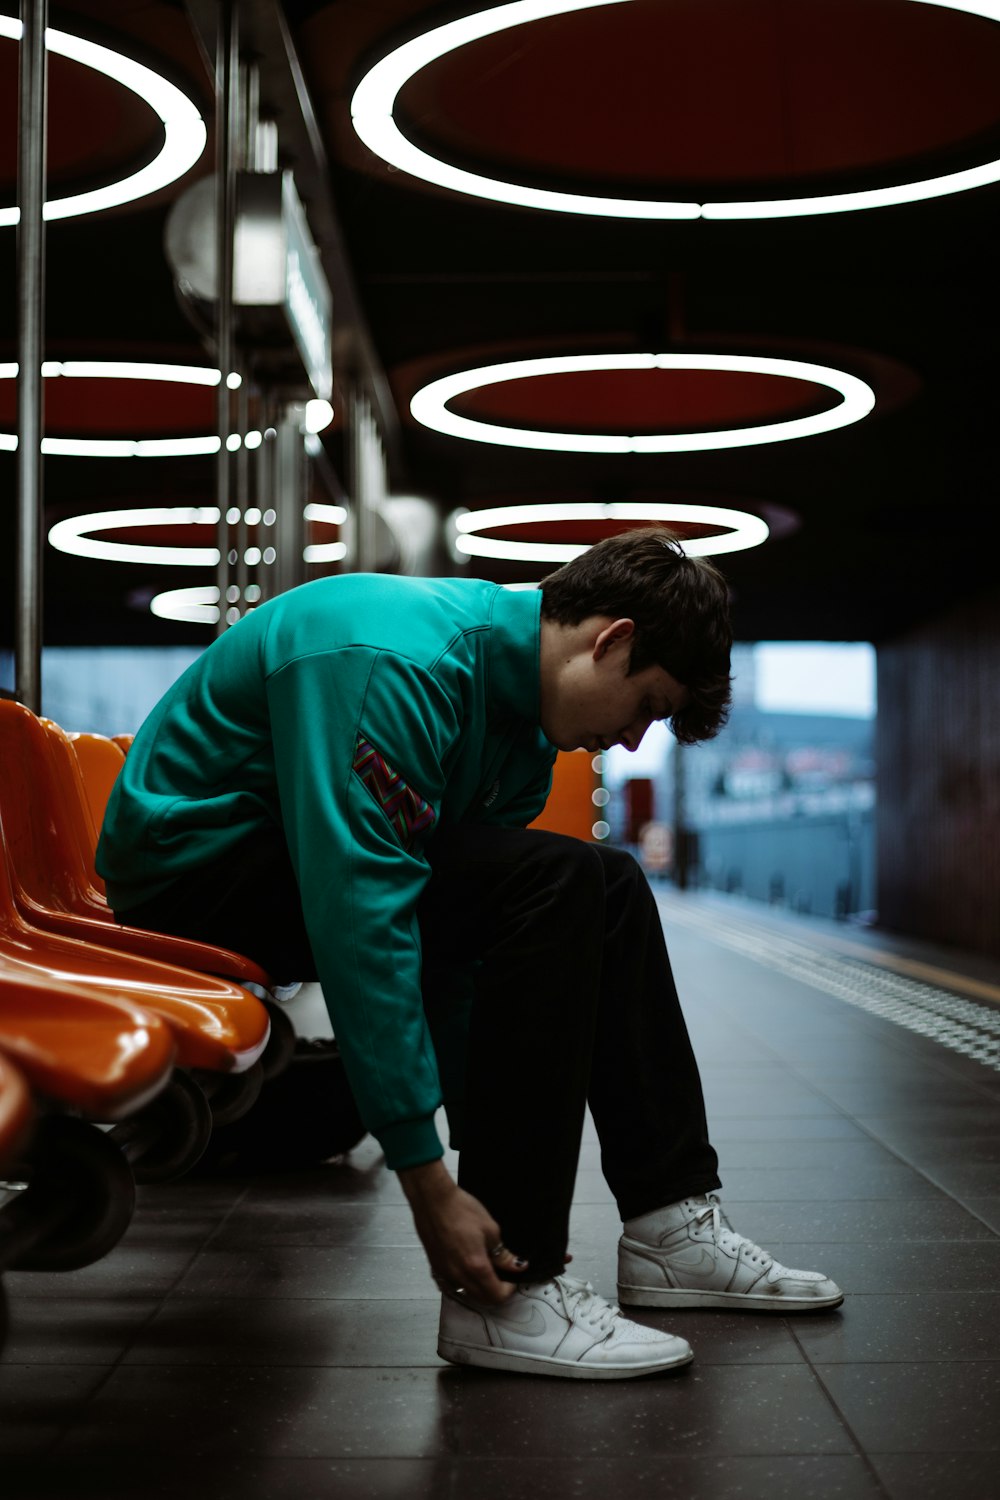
[539,526,733,744]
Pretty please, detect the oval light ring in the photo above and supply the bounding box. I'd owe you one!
[150,585,221,624]
[351,0,1000,220]
[0,361,229,456]
[0,18,207,226]
[454,502,770,561]
[50,501,349,569]
[412,353,875,453]
[48,507,222,566]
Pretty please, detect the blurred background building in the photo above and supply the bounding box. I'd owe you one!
[604,642,877,922]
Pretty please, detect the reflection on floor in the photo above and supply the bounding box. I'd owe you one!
[3,890,1000,1500]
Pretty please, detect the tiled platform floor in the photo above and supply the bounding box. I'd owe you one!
[3,890,1000,1500]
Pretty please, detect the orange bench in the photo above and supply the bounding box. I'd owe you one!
[0,982,166,1275]
[0,829,270,1078]
[0,701,272,992]
[0,1050,35,1172]
[65,731,126,873]
[0,972,175,1122]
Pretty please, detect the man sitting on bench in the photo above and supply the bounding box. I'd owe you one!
[98,526,842,1380]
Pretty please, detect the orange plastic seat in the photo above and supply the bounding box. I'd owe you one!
[66,732,125,851]
[0,919,269,1078]
[0,972,175,1121]
[0,702,271,990]
[0,1050,35,1170]
[111,734,134,755]
[0,805,270,1075]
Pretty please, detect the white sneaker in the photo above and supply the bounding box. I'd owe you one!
[618,1194,844,1312]
[438,1273,694,1379]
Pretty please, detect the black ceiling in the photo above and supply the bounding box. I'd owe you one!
[2,0,999,650]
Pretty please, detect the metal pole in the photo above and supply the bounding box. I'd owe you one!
[214,0,238,633]
[15,0,47,712]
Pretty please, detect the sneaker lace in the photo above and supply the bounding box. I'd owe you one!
[554,1275,620,1337]
[692,1193,774,1271]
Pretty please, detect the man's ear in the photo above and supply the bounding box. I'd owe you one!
[592,618,636,661]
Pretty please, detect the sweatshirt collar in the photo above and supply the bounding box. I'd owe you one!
[488,585,543,724]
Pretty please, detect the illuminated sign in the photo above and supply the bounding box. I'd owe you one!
[235,173,333,400]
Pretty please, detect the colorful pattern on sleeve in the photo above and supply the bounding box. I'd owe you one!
[353,736,437,851]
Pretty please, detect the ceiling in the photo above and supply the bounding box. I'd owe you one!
[2,0,999,649]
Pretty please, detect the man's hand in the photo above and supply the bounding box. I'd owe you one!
[398,1159,526,1303]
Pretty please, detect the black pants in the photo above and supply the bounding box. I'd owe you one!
[121,823,720,1281]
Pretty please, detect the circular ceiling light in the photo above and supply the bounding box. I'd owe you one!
[351,0,1000,220]
[50,502,350,569]
[48,506,222,566]
[453,502,769,561]
[411,353,875,453]
[150,585,220,624]
[0,361,227,456]
[303,501,348,564]
[0,18,207,226]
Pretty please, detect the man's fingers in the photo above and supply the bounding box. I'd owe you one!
[454,1242,524,1302]
[495,1246,527,1272]
[466,1258,516,1303]
[467,1244,528,1301]
[486,1234,528,1271]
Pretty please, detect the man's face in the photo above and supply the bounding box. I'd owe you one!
[540,619,689,754]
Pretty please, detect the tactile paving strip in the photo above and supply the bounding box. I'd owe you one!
[658,896,1000,1072]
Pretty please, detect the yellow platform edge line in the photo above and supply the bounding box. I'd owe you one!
[819,934,1000,1011]
[658,893,1000,1011]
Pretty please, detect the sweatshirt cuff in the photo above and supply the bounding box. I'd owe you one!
[377,1114,445,1172]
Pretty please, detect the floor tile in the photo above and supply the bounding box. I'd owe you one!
[960,1199,1000,1234]
[174,1244,435,1300]
[55,1362,853,1459]
[567,1169,618,1204]
[3,1298,160,1365]
[707,1115,870,1143]
[788,1074,999,1115]
[630,1307,810,1366]
[211,1202,420,1250]
[428,1363,854,1457]
[0,1454,887,1500]
[57,1366,449,1457]
[122,1297,441,1367]
[771,1241,1000,1294]
[701,1198,996,1243]
[914,1163,1000,1198]
[151,1301,777,1393]
[816,1362,1000,1452]
[133,1179,249,1215]
[857,1106,1000,1140]
[702,1088,842,1118]
[5,1237,206,1300]
[713,1164,943,1201]
[869,1452,1000,1500]
[711,1139,903,1171]
[860,1132,1000,1166]
[0,1366,108,1455]
[794,1293,1000,1363]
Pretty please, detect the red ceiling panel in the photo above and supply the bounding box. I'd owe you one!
[399,0,1000,187]
[0,45,161,193]
[452,366,837,431]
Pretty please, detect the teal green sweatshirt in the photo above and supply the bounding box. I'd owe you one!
[97,575,556,1170]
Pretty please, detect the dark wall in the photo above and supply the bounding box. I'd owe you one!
[876,590,1000,958]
